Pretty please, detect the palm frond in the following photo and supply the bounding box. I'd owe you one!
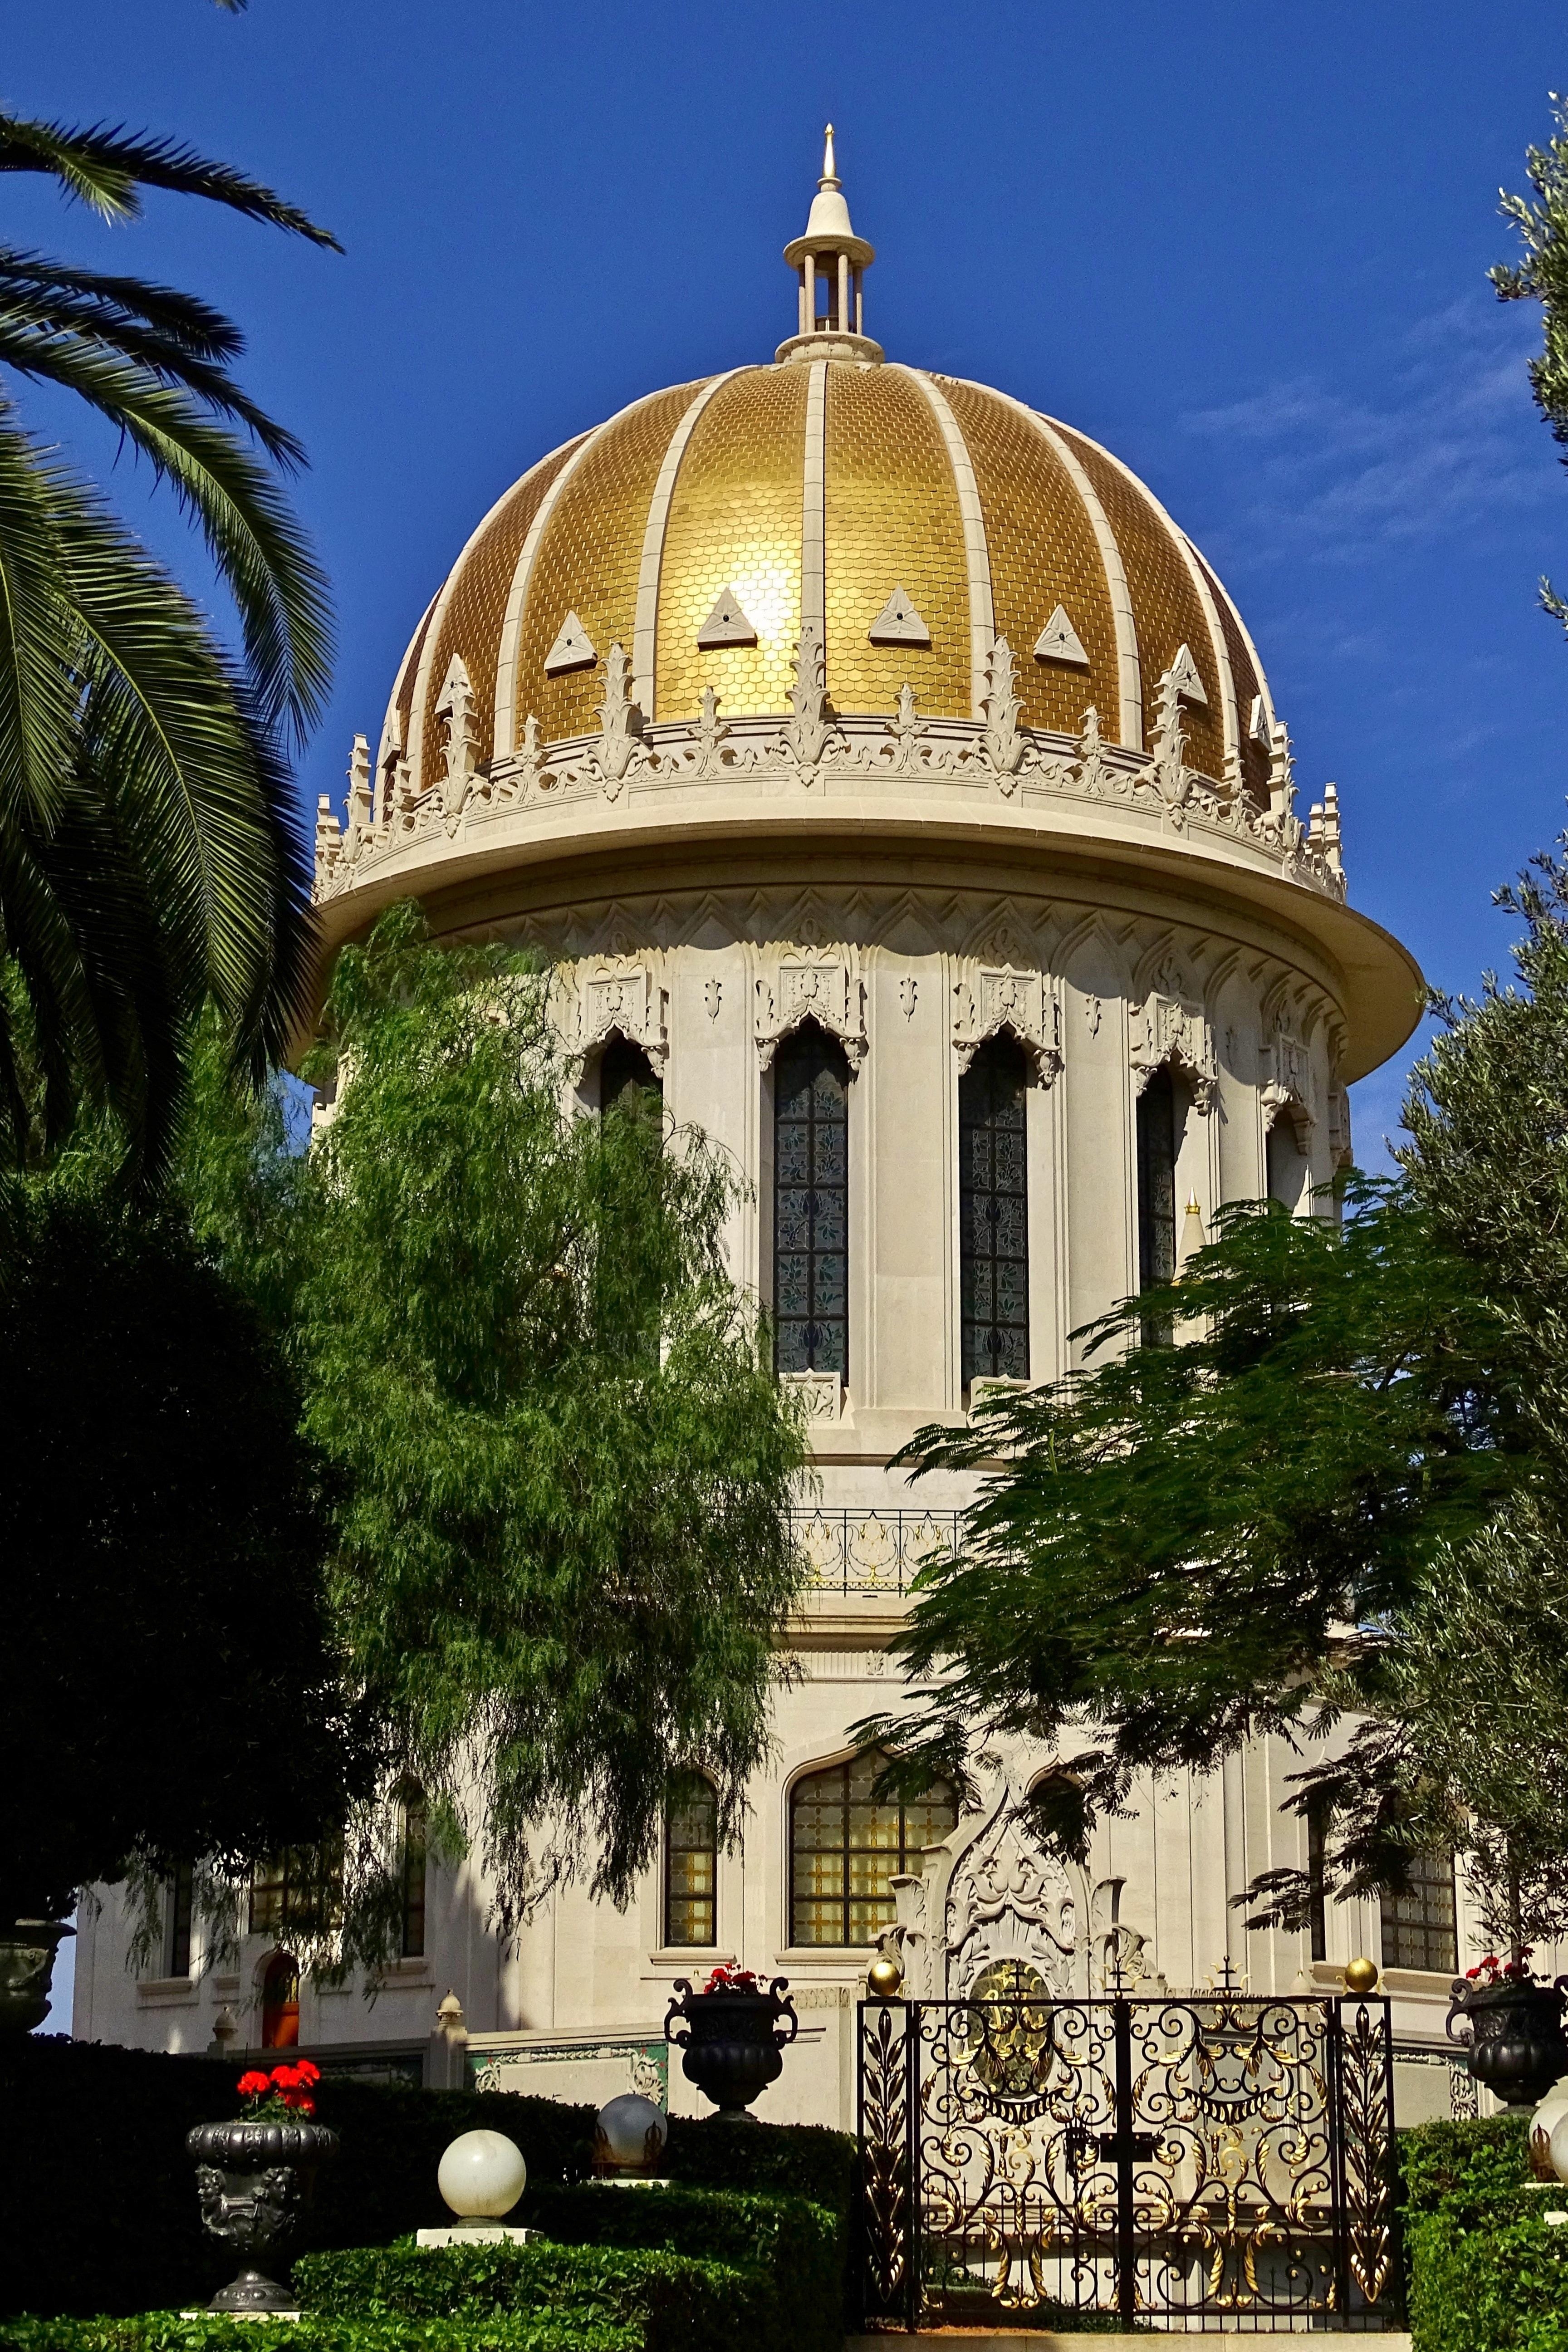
[0,326,332,736]
[0,245,243,360]
[0,307,300,463]
[0,113,340,249]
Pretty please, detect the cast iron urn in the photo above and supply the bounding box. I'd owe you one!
[1447,1975,1568,2110]
[664,1973,799,2120]
[187,2115,340,2312]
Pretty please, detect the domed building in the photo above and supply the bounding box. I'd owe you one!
[78,138,1467,2136]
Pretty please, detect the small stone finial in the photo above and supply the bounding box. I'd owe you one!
[346,733,374,850]
[820,123,839,188]
[436,1989,466,2034]
[1320,780,1344,881]
[314,792,343,881]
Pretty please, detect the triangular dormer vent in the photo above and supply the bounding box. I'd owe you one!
[544,612,597,675]
[696,587,759,648]
[1168,642,1208,706]
[1033,604,1089,667]
[868,586,931,647]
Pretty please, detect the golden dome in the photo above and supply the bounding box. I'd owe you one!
[381,359,1277,812]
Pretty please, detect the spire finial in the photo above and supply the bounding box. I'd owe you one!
[820,123,839,189]
[778,123,882,366]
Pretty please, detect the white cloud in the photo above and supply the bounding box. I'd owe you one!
[1182,293,1555,559]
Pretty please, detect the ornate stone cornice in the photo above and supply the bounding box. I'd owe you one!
[314,683,1347,913]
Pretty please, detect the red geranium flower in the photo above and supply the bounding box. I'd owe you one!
[702,1964,761,1994]
[236,2071,271,2097]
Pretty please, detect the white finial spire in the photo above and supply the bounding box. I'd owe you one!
[779,124,882,366]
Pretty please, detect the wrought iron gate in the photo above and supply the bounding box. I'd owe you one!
[857,1983,1401,2331]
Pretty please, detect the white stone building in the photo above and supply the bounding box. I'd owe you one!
[76,137,1475,2132]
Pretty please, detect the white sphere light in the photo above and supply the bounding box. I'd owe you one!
[596,2092,668,2174]
[438,2130,527,2219]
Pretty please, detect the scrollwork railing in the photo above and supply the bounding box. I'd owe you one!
[791,1506,963,1597]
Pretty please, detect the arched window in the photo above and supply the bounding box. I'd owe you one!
[664,1777,718,1948]
[1266,1116,1305,1212]
[398,1786,427,1960]
[774,1023,850,1378]
[790,1752,959,1947]
[1380,1850,1458,1976]
[960,1037,1029,1385]
[1136,1067,1178,1292]
[599,1034,662,1114]
[261,1949,300,2049]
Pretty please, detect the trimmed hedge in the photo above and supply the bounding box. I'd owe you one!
[0,2036,853,2320]
[520,2184,842,2352]
[0,2322,635,2352]
[1400,2113,1568,2352]
[294,2241,765,2352]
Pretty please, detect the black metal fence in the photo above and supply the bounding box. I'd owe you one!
[856,1984,1402,2332]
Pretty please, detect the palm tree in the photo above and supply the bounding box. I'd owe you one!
[0,112,338,1170]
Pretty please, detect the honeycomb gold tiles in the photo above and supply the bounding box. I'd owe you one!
[519,382,709,744]
[940,380,1119,740]
[1052,423,1225,783]
[414,436,587,784]
[823,363,968,718]
[655,366,808,723]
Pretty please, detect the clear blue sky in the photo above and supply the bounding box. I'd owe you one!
[6,0,1568,1182]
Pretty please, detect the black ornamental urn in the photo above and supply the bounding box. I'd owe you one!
[187,2114,340,2312]
[665,1972,799,2120]
[1447,1975,1568,2110]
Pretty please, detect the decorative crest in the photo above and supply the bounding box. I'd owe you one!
[594,642,644,796]
[784,622,836,775]
[982,637,1024,783]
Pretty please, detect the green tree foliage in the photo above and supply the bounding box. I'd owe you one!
[858,850,1568,1952]
[1494,95,1568,634]
[186,905,808,1932]
[0,1158,369,1927]
[0,106,338,1171]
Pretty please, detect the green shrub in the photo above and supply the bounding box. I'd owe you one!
[1398,2113,1568,2352]
[520,2185,841,2352]
[0,2321,634,2352]
[294,2240,767,2352]
[0,2036,853,2320]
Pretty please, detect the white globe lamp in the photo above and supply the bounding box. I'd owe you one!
[437,2130,527,2222]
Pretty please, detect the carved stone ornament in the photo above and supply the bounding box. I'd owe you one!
[781,621,838,777]
[1260,1017,1313,1140]
[942,1772,1080,2001]
[982,636,1025,786]
[1131,956,1217,1112]
[951,964,1063,1083]
[754,951,866,1068]
[777,1368,843,1422]
[593,642,645,799]
[577,959,668,1072]
[1328,1080,1352,1170]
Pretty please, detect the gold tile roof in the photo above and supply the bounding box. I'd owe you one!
[386,362,1275,804]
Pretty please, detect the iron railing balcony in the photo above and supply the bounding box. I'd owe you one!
[791,1506,964,1597]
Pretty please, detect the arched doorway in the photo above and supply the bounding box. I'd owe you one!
[260,1949,300,2049]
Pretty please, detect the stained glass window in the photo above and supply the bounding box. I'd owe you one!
[1137,1066,1178,1293]
[599,1034,662,1113]
[773,1024,849,1377]
[960,1038,1030,1385]
[665,1778,718,1947]
[790,1752,958,1946]
[1380,1851,1458,1975]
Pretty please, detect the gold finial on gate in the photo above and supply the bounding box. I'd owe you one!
[867,1952,905,2000]
[1344,1955,1380,1994]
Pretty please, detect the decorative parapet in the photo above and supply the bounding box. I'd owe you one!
[313,680,1348,911]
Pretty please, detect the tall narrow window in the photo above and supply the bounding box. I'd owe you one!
[774,1023,849,1378]
[1380,1850,1458,1975]
[664,1778,718,1948]
[261,1949,300,2049]
[1306,1795,1330,1964]
[249,1841,344,1939]
[790,1752,959,1947]
[1137,1068,1178,1293]
[960,1037,1029,1386]
[599,1034,662,1114]
[399,1788,427,1960]
[162,1860,194,1979]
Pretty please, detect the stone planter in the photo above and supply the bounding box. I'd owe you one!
[1447,1975,1568,2110]
[664,1978,799,2120]
[187,2115,340,2312]
[0,1921,74,2034]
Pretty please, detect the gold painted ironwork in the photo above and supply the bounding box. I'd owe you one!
[856,1990,1401,2334]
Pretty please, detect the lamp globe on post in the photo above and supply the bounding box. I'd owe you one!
[415,2131,529,2248]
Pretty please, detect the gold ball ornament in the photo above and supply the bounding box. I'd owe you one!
[866,1954,905,2000]
[1344,1956,1380,1996]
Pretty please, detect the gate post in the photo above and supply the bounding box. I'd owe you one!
[1112,1993,1137,2328]
[855,1995,917,2332]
